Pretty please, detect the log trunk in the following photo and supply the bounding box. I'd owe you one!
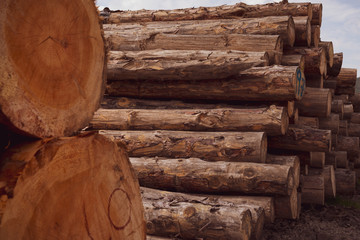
[335,87,355,96]
[100,130,267,163]
[267,155,300,188]
[107,50,268,82]
[268,125,331,152]
[327,53,343,77]
[335,169,356,195]
[339,120,348,136]
[0,0,106,138]
[281,54,305,72]
[131,157,294,196]
[308,166,336,198]
[319,113,340,134]
[297,117,319,128]
[348,123,360,137]
[325,152,337,169]
[305,74,323,88]
[332,134,338,149]
[331,100,344,119]
[350,94,360,112]
[333,94,349,102]
[350,113,360,124]
[104,16,295,47]
[90,106,288,136]
[274,187,299,220]
[332,151,349,169]
[336,136,359,158]
[310,152,325,168]
[344,104,354,120]
[107,66,306,102]
[283,47,327,76]
[293,16,311,47]
[311,25,320,47]
[311,3,323,26]
[0,133,145,239]
[296,87,332,118]
[319,41,334,68]
[323,77,337,90]
[336,68,358,88]
[301,174,325,205]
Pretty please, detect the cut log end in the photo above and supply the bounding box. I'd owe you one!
[288,16,296,47]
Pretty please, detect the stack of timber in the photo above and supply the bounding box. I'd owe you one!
[0,0,145,238]
[95,1,358,239]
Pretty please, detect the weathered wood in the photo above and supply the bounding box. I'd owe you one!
[311,25,320,47]
[339,120,348,136]
[327,53,343,77]
[331,100,344,119]
[274,187,299,220]
[311,3,323,26]
[100,130,267,163]
[131,157,294,196]
[332,134,338,149]
[296,87,332,118]
[319,41,334,68]
[268,125,331,152]
[90,106,288,136]
[333,95,349,102]
[335,169,356,195]
[281,54,305,72]
[107,66,306,102]
[325,152,337,169]
[310,152,325,168]
[308,165,336,198]
[297,117,319,128]
[335,87,355,96]
[305,74,323,88]
[336,136,359,159]
[350,94,360,112]
[104,16,295,47]
[323,77,337,90]
[293,16,311,47]
[267,154,300,188]
[0,0,106,138]
[319,113,340,134]
[348,123,360,137]
[344,104,354,120]
[0,133,145,239]
[336,68,357,88]
[350,113,360,124]
[331,151,349,168]
[301,174,325,205]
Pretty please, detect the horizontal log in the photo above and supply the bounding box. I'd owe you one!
[335,169,356,195]
[297,116,319,128]
[336,136,359,158]
[332,134,338,149]
[339,120,348,136]
[344,104,354,120]
[336,68,357,88]
[107,66,306,102]
[319,113,340,134]
[350,94,360,112]
[332,151,349,168]
[281,54,305,72]
[90,106,288,136]
[267,154,300,188]
[131,157,294,196]
[274,187,299,220]
[296,87,332,118]
[308,165,336,198]
[100,130,267,162]
[268,125,331,152]
[350,113,360,124]
[311,25,320,47]
[293,16,311,47]
[319,41,334,68]
[301,174,325,205]
[333,94,349,102]
[327,52,343,77]
[331,100,344,119]
[311,3,323,26]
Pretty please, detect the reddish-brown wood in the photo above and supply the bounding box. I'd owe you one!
[308,166,336,198]
[319,41,334,68]
[311,25,320,47]
[319,114,340,134]
[311,3,323,26]
[335,169,356,195]
[327,52,343,77]
[293,16,311,47]
[301,174,325,205]
[296,87,332,118]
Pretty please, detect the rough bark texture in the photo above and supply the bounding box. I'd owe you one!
[268,125,331,152]
[293,16,311,47]
[100,130,267,163]
[350,113,360,124]
[0,0,106,138]
[311,3,323,26]
[267,154,300,188]
[297,117,319,129]
[90,106,288,136]
[335,169,356,195]
[107,50,268,81]
[106,66,306,102]
[319,114,340,134]
[0,133,146,239]
[331,100,344,119]
[327,52,343,77]
[319,41,334,68]
[336,136,359,158]
[311,25,320,47]
[308,166,336,198]
[296,87,332,118]
[301,174,325,205]
[281,54,305,72]
[350,94,360,112]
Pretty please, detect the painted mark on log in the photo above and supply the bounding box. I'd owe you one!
[296,67,306,99]
[83,203,95,240]
[108,188,132,230]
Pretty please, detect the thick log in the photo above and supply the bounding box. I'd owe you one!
[268,125,331,152]
[293,16,311,47]
[349,123,360,137]
[90,106,288,136]
[284,47,326,76]
[319,113,340,134]
[344,104,354,120]
[339,120,349,136]
[281,54,305,72]
[131,157,294,196]
[296,87,332,118]
[310,152,325,168]
[336,136,359,158]
[305,74,323,88]
[336,68,357,88]
[311,25,320,47]
[319,41,334,68]
[311,3,323,26]
[107,50,268,82]
[308,165,336,198]
[328,53,343,77]
[331,100,344,119]
[274,187,299,220]
[0,0,106,138]
[323,77,337,90]
[104,16,295,47]
[297,117,319,128]
[107,66,306,102]
[100,130,267,163]
[350,94,360,112]
[335,169,356,195]
[301,174,325,205]
[0,133,145,239]
[332,151,349,168]
[267,154,300,188]
[350,113,360,124]
[325,152,337,169]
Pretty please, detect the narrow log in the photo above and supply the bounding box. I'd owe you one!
[336,68,357,88]
[90,106,288,136]
[336,136,359,158]
[281,54,305,72]
[328,53,343,77]
[350,113,360,124]
[339,120,349,136]
[0,133,145,239]
[107,66,306,102]
[305,74,323,88]
[0,0,106,138]
[335,169,356,195]
[331,100,344,119]
[344,104,354,120]
[311,3,323,26]
[350,93,360,112]
[310,152,325,168]
[104,16,296,47]
[131,157,294,196]
[274,187,299,220]
[311,25,320,47]
[296,87,332,118]
[319,41,334,68]
[308,166,336,198]
[267,154,300,188]
[319,113,340,134]
[268,125,331,152]
[325,152,337,169]
[293,16,311,47]
[100,130,267,163]
[301,174,325,205]
[297,117,319,128]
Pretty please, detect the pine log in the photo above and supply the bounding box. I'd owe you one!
[268,125,331,152]
[107,50,268,82]
[131,157,294,196]
[104,16,296,47]
[297,117,319,128]
[325,152,337,169]
[331,100,344,119]
[319,41,334,68]
[90,106,288,136]
[293,16,311,47]
[308,166,336,198]
[301,174,325,205]
[350,113,360,124]
[344,104,354,120]
[335,169,356,195]
[350,94,360,112]
[339,120,349,136]
[284,47,327,76]
[107,66,306,102]
[311,3,323,26]
[310,152,325,168]
[311,25,320,47]
[0,0,105,138]
[336,68,358,88]
[305,74,323,88]
[274,187,299,220]
[296,87,332,118]
[336,136,359,158]
[0,133,145,239]
[319,113,340,134]
[267,155,300,188]
[281,55,305,72]
[327,53,343,77]
[100,130,267,163]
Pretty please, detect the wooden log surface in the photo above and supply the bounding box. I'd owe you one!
[344,104,354,120]
[325,152,337,169]
[281,54,305,72]
[267,154,300,188]
[301,174,325,205]
[331,151,349,169]
[336,68,358,88]
[335,169,356,195]
[100,130,268,163]
[311,25,320,47]
[310,152,325,168]
[327,52,343,77]
[308,165,336,198]
[131,157,294,196]
[339,120,348,136]
[348,123,360,137]
[305,74,323,88]
[311,3,323,26]
[350,113,360,124]
[336,136,359,158]
[296,87,332,118]
[319,41,334,68]
[331,100,344,119]
[350,94,360,112]
[293,16,311,47]
[319,113,340,134]
[323,77,337,90]
[274,187,299,220]
[0,133,145,239]
[297,117,319,129]
[0,0,106,138]
[335,87,355,96]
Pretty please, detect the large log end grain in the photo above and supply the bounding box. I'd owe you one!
[296,87,332,118]
[311,25,320,47]
[0,133,146,239]
[293,16,311,47]
[0,0,106,138]
[301,174,325,205]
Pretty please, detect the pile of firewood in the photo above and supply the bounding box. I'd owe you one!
[91,2,359,240]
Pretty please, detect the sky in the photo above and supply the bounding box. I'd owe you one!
[97,0,360,76]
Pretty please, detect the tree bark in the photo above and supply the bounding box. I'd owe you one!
[311,25,320,47]
[339,120,348,136]
[100,130,267,163]
[131,157,294,196]
[301,174,325,205]
[319,113,340,134]
[90,106,288,136]
[308,165,336,198]
[350,94,360,112]
[267,155,300,188]
[331,100,344,119]
[335,169,356,195]
[107,66,306,102]
[297,117,319,129]
[311,3,323,26]
[319,41,334,68]
[296,87,332,118]
[0,133,146,239]
[0,0,106,138]
[336,68,358,88]
[327,53,343,77]
[281,54,305,72]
